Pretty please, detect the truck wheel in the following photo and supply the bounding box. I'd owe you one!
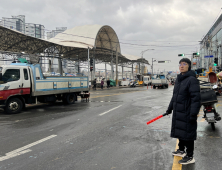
[63,93,75,104]
[5,98,23,114]
[166,84,168,88]
[153,85,156,89]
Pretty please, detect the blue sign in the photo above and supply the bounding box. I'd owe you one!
[204,55,214,58]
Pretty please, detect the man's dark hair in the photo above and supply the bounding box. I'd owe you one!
[179,58,191,71]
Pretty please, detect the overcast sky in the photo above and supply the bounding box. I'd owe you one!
[0,0,221,72]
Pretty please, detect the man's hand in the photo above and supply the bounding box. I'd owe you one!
[163,112,170,116]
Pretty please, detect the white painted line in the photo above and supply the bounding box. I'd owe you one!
[0,149,32,161]
[99,105,122,116]
[0,135,57,162]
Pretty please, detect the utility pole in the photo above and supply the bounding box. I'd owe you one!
[152,58,156,76]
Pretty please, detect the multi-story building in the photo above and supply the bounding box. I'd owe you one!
[0,15,45,39]
[200,14,222,70]
[0,15,25,33]
[25,23,45,38]
[47,27,67,39]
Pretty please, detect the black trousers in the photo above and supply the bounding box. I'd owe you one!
[178,139,194,157]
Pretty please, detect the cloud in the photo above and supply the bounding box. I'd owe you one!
[0,0,221,71]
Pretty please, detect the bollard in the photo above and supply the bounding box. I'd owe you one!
[147,84,148,89]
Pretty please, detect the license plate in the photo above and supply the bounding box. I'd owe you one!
[206,113,214,117]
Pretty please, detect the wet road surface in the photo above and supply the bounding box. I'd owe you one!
[0,86,222,170]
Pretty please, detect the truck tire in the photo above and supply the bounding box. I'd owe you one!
[166,84,168,88]
[5,97,23,114]
[153,85,156,89]
[63,93,75,104]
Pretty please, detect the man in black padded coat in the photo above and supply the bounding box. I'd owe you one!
[163,58,201,165]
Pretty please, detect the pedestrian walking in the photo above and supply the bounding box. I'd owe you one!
[107,79,110,89]
[163,58,201,165]
[93,79,97,90]
[101,79,104,89]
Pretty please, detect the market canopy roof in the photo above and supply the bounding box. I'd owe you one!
[123,54,149,64]
[0,25,148,64]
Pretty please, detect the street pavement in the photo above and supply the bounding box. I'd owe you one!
[0,85,222,170]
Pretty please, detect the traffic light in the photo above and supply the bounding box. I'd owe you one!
[193,52,200,55]
[90,66,93,71]
[214,58,218,66]
[178,54,185,57]
[90,58,93,66]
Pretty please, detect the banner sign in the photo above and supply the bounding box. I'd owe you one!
[204,55,214,58]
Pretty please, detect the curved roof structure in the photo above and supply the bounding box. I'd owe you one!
[0,24,148,64]
[49,25,120,52]
[49,25,122,62]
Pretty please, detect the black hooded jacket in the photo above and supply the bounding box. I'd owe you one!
[167,70,201,140]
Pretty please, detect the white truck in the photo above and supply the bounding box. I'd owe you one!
[151,74,168,89]
[0,63,89,114]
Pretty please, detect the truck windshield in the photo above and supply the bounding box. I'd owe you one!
[0,69,20,84]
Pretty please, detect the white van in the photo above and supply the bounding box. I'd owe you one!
[143,76,151,86]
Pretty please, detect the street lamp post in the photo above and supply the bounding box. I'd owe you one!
[141,49,154,74]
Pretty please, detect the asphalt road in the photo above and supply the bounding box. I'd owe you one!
[0,85,222,170]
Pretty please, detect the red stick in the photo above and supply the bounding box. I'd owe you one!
[146,115,163,125]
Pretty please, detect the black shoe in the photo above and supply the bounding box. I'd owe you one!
[172,149,186,157]
[178,155,195,165]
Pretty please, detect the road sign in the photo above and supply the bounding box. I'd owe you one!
[204,55,214,58]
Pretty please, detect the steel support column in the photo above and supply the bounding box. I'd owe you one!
[58,58,63,75]
[122,65,124,80]
[116,50,118,86]
[88,47,90,88]
[105,62,107,80]
[132,64,134,79]
[111,50,114,79]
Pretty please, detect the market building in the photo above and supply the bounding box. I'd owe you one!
[200,14,222,71]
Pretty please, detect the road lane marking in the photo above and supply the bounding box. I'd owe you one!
[0,135,57,162]
[0,149,32,161]
[172,139,182,170]
[200,118,205,122]
[99,105,122,116]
